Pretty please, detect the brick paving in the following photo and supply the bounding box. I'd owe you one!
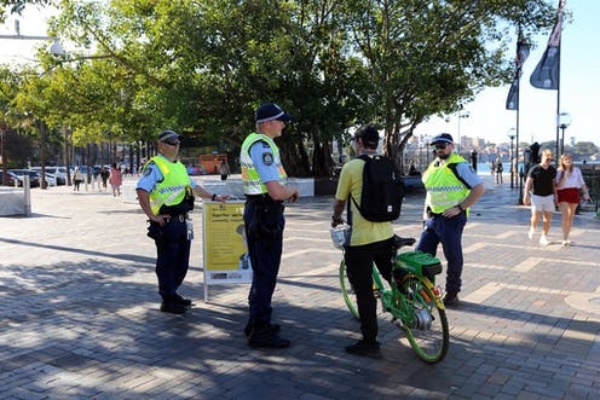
[0,175,599,399]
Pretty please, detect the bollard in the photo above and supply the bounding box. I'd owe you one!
[23,175,31,216]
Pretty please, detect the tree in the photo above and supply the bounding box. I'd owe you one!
[0,0,51,22]
[3,0,556,178]
[340,0,554,173]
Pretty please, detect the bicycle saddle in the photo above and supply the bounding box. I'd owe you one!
[393,234,416,249]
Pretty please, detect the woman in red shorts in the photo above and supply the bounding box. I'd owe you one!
[556,154,590,247]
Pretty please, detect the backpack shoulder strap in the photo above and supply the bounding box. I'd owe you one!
[349,155,370,216]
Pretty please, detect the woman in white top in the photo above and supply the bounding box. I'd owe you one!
[555,154,590,246]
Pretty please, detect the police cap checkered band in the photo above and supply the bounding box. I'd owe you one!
[255,103,293,123]
[430,133,454,146]
[158,130,180,142]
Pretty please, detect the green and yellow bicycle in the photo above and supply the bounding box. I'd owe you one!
[337,233,449,363]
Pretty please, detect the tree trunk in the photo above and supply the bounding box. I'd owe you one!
[278,132,311,177]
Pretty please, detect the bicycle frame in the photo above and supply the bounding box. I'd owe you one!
[339,235,449,363]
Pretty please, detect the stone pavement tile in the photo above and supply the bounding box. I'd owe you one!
[0,182,599,399]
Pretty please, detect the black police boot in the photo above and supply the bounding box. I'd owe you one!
[160,299,187,314]
[247,323,290,349]
[244,320,281,337]
[443,291,460,307]
[174,294,192,307]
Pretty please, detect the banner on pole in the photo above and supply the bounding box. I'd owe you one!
[530,0,565,90]
[506,73,519,110]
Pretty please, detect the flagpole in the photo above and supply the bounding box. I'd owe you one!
[555,38,561,162]
[516,77,522,204]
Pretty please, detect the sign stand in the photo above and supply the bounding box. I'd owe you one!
[202,201,252,302]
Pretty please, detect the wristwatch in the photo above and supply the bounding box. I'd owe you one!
[457,204,464,212]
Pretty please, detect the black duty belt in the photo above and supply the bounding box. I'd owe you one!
[169,213,188,222]
[245,194,269,199]
[427,209,464,218]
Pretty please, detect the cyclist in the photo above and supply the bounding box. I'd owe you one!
[332,125,393,359]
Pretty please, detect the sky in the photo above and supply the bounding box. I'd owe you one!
[1,1,599,148]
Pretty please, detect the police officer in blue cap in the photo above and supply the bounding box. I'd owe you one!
[416,133,485,307]
[137,130,229,314]
[240,103,299,348]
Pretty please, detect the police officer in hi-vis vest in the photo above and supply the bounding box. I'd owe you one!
[241,103,299,348]
[416,133,485,307]
[137,130,229,314]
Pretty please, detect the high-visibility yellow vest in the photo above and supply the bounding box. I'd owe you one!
[240,132,287,195]
[145,155,190,214]
[422,153,471,214]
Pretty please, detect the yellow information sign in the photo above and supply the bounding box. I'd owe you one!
[202,201,252,292]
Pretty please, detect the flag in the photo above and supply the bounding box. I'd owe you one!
[530,0,566,89]
[506,72,519,110]
[506,31,530,110]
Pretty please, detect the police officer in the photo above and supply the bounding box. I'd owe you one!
[416,133,485,307]
[137,130,229,314]
[241,103,299,348]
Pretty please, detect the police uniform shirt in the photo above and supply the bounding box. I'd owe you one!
[136,155,197,193]
[450,162,482,189]
[249,140,280,184]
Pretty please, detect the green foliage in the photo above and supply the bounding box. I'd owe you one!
[1,0,555,177]
[0,0,51,22]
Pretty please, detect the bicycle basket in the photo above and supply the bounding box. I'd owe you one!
[330,225,350,249]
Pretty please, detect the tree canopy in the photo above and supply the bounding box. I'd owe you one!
[1,0,555,176]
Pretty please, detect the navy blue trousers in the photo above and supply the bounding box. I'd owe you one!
[416,212,467,294]
[154,218,190,301]
[244,200,285,325]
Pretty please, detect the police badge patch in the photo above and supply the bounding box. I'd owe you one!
[262,152,274,166]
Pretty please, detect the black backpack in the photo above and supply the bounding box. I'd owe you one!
[350,154,405,222]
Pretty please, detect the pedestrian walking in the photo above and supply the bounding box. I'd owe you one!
[219,160,230,181]
[241,103,299,349]
[100,167,109,191]
[416,133,485,307]
[523,149,557,246]
[73,167,83,191]
[556,153,590,247]
[495,159,503,184]
[109,163,123,197]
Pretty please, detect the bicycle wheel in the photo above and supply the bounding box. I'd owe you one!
[398,274,449,364]
[339,260,359,320]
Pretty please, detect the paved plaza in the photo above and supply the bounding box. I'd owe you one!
[0,175,599,399]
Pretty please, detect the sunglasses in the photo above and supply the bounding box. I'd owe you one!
[163,140,180,146]
[434,143,449,150]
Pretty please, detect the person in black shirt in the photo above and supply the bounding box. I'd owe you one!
[523,149,557,246]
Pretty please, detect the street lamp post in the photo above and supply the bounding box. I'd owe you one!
[456,111,470,155]
[508,130,516,189]
[558,112,572,159]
